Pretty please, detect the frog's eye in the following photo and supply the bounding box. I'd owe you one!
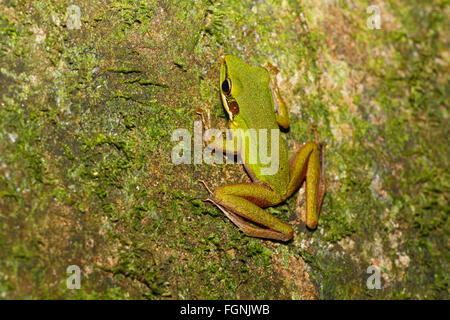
[221,78,232,95]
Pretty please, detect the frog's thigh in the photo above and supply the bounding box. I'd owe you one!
[213,183,293,241]
[286,142,325,229]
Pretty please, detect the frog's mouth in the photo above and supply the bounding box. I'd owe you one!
[221,93,234,121]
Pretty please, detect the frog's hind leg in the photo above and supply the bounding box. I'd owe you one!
[316,142,326,214]
[200,181,294,241]
[285,138,326,230]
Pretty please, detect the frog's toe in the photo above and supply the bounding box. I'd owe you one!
[198,179,214,197]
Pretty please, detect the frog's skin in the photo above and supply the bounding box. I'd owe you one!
[200,55,326,242]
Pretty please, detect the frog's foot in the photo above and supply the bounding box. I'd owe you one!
[198,180,236,223]
[218,50,226,63]
[198,179,213,194]
[311,125,319,142]
[311,125,325,147]
[263,61,280,75]
[198,179,217,203]
[195,104,212,130]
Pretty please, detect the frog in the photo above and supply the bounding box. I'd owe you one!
[198,55,326,242]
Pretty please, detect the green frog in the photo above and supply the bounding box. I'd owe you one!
[199,55,326,241]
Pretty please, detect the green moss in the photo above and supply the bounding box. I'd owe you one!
[0,0,448,299]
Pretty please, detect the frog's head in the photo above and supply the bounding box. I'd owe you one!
[220,55,271,122]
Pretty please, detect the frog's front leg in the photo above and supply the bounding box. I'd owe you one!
[202,182,294,241]
[196,106,240,156]
[264,61,290,129]
[285,140,326,229]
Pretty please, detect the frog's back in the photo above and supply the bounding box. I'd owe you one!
[226,56,289,194]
